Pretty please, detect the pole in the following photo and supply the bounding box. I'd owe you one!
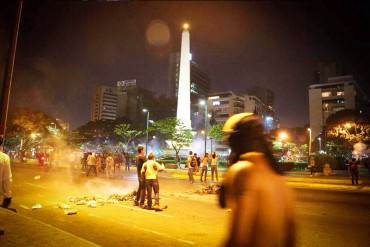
[308,129,312,157]
[204,102,208,154]
[145,111,149,153]
[0,0,23,137]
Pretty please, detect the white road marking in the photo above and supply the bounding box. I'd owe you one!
[19,204,30,209]
[117,204,174,218]
[8,211,100,247]
[88,213,194,245]
[25,182,47,189]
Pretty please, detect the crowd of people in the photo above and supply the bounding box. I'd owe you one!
[82,152,128,178]
[186,151,219,183]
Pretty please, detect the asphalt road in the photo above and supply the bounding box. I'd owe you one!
[3,163,370,247]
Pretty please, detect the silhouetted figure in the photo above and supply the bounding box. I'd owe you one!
[349,158,359,185]
[134,146,147,207]
[219,113,295,247]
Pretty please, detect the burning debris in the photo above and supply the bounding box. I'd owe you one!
[196,184,221,195]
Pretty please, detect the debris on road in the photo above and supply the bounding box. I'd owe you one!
[87,200,97,208]
[64,209,78,215]
[31,204,42,209]
[58,203,71,209]
[196,184,221,194]
[108,191,136,202]
[34,175,41,180]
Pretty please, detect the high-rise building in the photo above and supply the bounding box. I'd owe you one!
[308,75,366,139]
[246,86,274,107]
[91,86,118,121]
[91,80,139,122]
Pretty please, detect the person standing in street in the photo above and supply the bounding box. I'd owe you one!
[211,152,219,182]
[141,152,165,210]
[0,137,12,209]
[200,153,209,183]
[188,153,197,184]
[219,113,295,247]
[86,152,97,177]
[349,158,359,185]
[105,154,114,178]
[134,146,147,207]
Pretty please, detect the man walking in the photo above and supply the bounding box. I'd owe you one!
[134,146,147,207]
[141,152,165,210]
[0,137,12,209]
[349,158,359,185]
[200,153,209,183]
[188,153,197,184]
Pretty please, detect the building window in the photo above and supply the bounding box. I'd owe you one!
[213,101,220,106]
[337,91,344,96]
[322,92,331,97]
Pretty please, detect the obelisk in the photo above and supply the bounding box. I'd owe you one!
[176,23,191,129]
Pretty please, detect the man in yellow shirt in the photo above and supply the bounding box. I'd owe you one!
[0,137,12,209]
[141,152,164,209]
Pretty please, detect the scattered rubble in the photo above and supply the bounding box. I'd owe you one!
[196,184,221,195]
[64,209,78,215]
[31,204,42,209]
[34,175,41,180]
[58,203,71,209]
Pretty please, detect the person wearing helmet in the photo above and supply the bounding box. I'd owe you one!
[219,113,295,247]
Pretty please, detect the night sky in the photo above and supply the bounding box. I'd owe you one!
[1,1,369,128]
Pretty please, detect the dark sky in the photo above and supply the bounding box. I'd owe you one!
[1,1,369,129]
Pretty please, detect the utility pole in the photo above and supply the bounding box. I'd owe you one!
[0,0,23,138]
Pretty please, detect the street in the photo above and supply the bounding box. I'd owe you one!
[1,163,370,247]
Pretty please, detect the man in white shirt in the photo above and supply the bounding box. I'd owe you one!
[0,137,12,209]
[141,152,164,209]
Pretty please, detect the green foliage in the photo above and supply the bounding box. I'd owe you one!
[151,117,193,162]
[208,124,224,141]
[114,123,142,148]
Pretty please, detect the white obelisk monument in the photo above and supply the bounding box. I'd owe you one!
[176,23,191,129]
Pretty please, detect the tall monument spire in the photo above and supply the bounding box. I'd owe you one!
[176,23,191,129]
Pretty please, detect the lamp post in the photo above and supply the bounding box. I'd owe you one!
[307,128,312,157]
[142,109,149,153]
[318,137,322,152]
[199,99,208,154]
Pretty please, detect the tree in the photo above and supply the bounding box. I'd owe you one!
[114,123,143,150]
[208,124,224,142]
[151,117,193,165]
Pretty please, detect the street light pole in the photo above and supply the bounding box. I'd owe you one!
[318,137,322,152]
[204,102,208,154]
[144,110,149,153]
[0,0,23,137]
[307,128,312,157]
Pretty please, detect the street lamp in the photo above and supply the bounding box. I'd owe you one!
[142,108,149,153]
[318,137,322,152]
[307,128,312,157]
[278,131,288,163]
[199,99,208,154]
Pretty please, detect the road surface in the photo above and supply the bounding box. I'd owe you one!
[1,163,370,247]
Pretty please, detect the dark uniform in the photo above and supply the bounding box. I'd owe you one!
[135,154,147,206]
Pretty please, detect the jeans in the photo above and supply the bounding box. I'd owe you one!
[146,179,159,208]
[188,167,194,183]
[200,166,208,182]
[351,170,359,185]
[211,166,218,181]
[135,178,146,205]
[86,165,97,176]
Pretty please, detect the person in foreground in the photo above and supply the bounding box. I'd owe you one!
[141,152,165,210]
[219,113,295,247]
[0,137,12,209]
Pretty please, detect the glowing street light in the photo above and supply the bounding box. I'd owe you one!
[30,133,39,139]
[183,23,189,30]
[278,132,288,141]
[345,122,352,129]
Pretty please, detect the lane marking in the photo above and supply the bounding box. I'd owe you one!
[89,213,194,245]
[5,211,100,247]
[19,204,30,209]
[25,182,47,189]
[117,204,174,218]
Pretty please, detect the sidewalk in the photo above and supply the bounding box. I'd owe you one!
[0,208,99,247]
[163,169,370,193]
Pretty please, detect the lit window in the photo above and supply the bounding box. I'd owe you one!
[322,92,331,97]
[337,91,344,96]
[213,101,220,106]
